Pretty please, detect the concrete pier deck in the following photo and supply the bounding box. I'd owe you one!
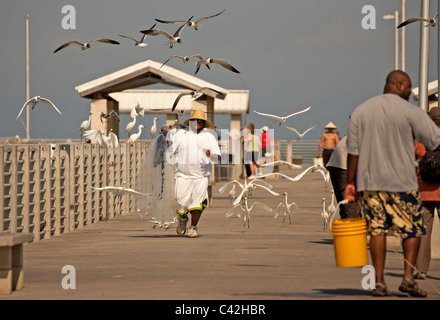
[1,167,439,301]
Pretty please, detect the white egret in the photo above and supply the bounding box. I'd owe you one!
[275,192,299,227]
[285,125,315,141]
[150,117,158,138]
[79,111,92,140]
[254,106,311,126]
[125,114,137,137]
[226,196,272,232]
[128,125,145,144]
[16,96,62,120]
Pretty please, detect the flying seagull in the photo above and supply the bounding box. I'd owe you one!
[53,38,120,53]
[140,23,188,48]
[119,24,156,47]
[398,12,438,28]
[191,54,240,74]
[100,110,120,123]
[285,125,316,140]
[16,96,62,119]
[172,87,226,112]
[155,9,226,31]
[160,54,201,68]
[254,106,311,125]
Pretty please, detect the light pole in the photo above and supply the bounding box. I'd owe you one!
[26,14,30,140]
[400,0,406,71]
[383,11,400,70]
[419,0,430,112]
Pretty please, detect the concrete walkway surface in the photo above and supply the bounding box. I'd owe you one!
[1,167,439,302]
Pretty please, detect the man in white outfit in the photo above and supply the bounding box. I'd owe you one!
[170,110,220,238]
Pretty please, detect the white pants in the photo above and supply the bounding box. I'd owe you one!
[175,176,209,215]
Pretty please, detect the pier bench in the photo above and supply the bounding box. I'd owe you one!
[0,233,33,294]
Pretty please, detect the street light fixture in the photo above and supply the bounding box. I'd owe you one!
[383,11,400,70]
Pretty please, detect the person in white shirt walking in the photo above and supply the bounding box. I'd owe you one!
[169,110,220,238]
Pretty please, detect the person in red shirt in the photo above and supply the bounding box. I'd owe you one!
[260,126,271,157]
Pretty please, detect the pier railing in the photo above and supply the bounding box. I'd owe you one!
[1,141,151,242]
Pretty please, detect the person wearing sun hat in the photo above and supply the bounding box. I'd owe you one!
[171,109,220,238]
[317,121,340,166]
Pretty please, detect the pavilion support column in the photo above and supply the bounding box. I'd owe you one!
[90,99,120,138]
[230,114,242,180]
[206,97,215,127]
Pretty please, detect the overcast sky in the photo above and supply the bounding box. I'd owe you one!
[1,0,439,141]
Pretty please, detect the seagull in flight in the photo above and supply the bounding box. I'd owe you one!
[191,54,240,74]
[160,54,201,68]
[53,38,120,53]
[285,125,315,140]
[119,24,156,47]
[100,110,120,123]
[172,87,226,112]
[398,12,438,28]
[254,106,311,125]
[17,96,62,119]
[155,9,226,31]
[140,23,188,48]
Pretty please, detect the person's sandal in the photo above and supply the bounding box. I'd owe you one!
[372,283,391,297]
[398,279,427,297]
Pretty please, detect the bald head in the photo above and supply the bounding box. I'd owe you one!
[383,70,413,101]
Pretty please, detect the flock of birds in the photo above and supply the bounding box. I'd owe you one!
[221,163,347,232]
[16,9,238,149]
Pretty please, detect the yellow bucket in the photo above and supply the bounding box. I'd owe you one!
[331,218,368,268]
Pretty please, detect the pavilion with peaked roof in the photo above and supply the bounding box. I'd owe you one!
[75,59,249,138]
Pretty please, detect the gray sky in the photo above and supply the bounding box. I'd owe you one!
[1,0,439,141]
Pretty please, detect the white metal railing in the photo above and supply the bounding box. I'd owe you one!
[1,141,151,242]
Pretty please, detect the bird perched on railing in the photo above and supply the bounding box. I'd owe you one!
[125,113,137,137]
[226,196,272,232]
[128,125,145,144]
[79,111,92,141]
[83,129,119,150]
[150,117,158,139]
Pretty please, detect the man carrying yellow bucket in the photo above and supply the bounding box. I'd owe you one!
[345,70,440,297]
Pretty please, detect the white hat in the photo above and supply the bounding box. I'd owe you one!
[262,126,269,132]
[325,122,337,130]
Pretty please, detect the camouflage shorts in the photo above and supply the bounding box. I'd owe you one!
[361,191,426,239]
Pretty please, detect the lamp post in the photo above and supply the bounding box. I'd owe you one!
[383,11,400,70]
[400,0,406,71]
[419,0,430,112]
[26,14,30,140]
